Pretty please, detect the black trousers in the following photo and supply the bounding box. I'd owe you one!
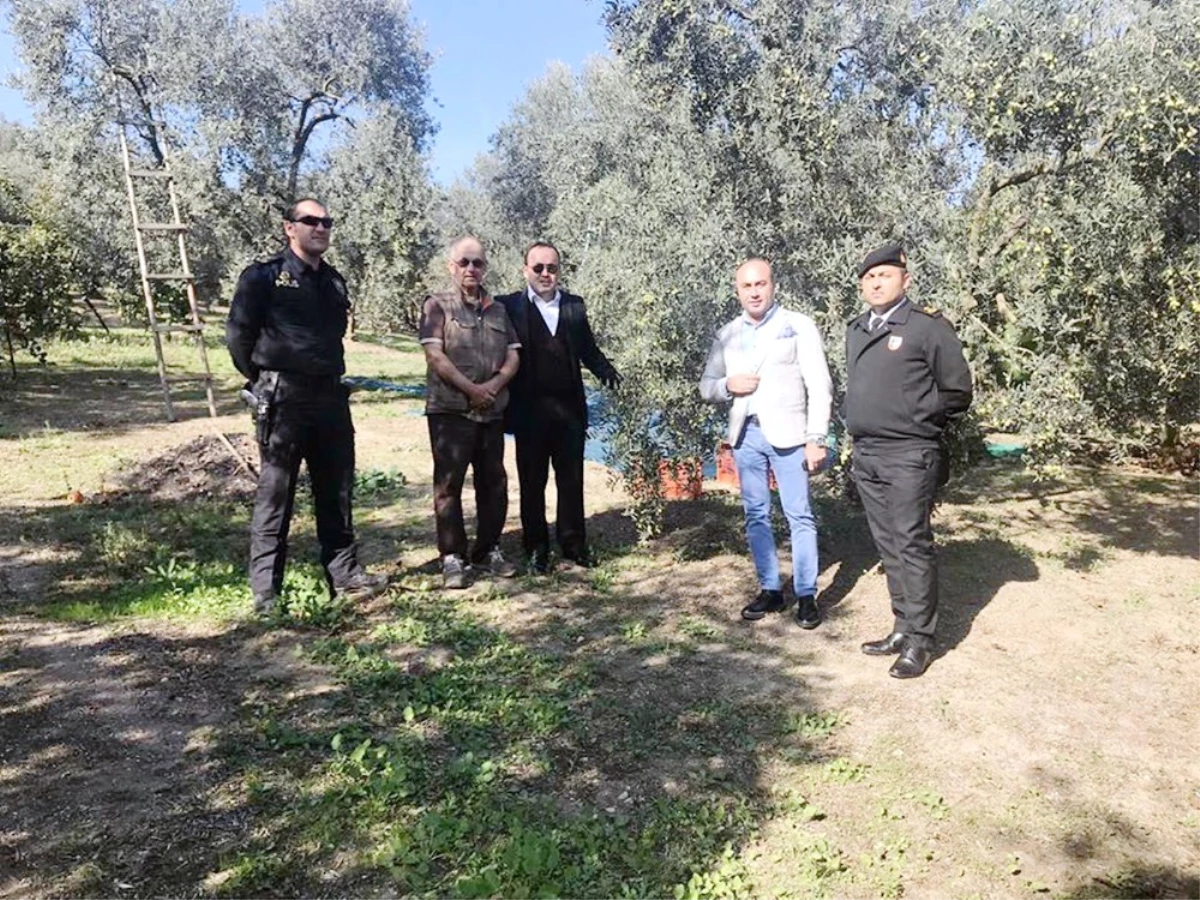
[427,414,507,562]
[514,395,587,558]
[251,379,358,597]
[852,444,943,647]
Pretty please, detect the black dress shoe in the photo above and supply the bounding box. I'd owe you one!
[889,641,932,679]
[527,548,551,574]
[795,595,820,630]
[741,589,785,621]
[861,632,906,656]
[563,550,595,569]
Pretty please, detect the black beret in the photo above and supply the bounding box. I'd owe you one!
[857,243,908,278]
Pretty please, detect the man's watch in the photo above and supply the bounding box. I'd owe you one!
[806,435,828,448]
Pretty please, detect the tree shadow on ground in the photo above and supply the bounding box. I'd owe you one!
[1060,865,1199,899]
[0,363,244,439]
[984,763,1200,900]
[592,483,1040,663]
[1,489,830,898]
[944,462,1199,560]
[3,469,1192,897]
[0,621,298,897]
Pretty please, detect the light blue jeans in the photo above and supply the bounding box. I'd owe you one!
[732,419,818,597]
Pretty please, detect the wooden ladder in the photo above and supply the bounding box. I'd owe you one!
[116,114,217,422]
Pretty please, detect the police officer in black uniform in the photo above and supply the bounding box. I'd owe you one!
[845,243,972,679]
[226,197,387,615]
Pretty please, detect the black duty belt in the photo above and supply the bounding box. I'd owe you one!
[268,370,343,389]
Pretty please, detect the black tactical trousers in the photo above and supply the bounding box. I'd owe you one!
[514,394,587,558]
[852,444,942,647]
[250,376,358,596]
[427,413,508,563]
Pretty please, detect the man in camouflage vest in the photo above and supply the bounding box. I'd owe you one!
[419,236,522,589]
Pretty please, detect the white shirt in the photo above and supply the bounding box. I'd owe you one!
[868,297,909,332]
[528,286,561,336]
[734,302,781,418]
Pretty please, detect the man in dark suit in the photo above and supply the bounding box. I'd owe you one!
[497,242,621,573]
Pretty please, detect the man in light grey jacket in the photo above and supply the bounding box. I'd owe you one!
[700,258,834,626]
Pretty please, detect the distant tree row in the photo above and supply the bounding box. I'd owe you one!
[450,0,1198,528]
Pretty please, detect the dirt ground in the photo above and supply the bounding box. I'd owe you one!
[1,338,1197,898]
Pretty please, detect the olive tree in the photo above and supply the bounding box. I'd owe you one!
[467,0,1197,532]
[0,178,86,378]
[2,0,438,336]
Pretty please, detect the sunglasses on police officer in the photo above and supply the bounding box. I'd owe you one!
[289,214,335,229]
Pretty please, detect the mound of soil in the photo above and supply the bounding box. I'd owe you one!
[108,433,259,502]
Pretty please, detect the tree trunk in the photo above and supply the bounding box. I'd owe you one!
[80,295,110,333]
[4,323,16,380]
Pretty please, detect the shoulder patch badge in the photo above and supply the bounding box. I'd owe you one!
[275,270,299,288]
[887,335,903,351]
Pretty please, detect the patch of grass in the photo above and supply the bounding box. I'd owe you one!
[209,851,291,897]
[275,565,351,630]
[23,496,254,621]
[95,519,156,572]
[677,615,721,641]
[353,332,425,354]
[784,710,845,740]
[860,835,910,899]
[588,564,617,594]
[215,588,821,898]
[42,556,250,623]
[354,467,408,502]
[1033,536,1112,573]
[824,758,870,784]
[912,789,949,820]
[620,619,650,644]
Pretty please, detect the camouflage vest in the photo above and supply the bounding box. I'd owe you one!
[425,290,512,422]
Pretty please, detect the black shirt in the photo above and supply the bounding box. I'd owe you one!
[226,248,350,380]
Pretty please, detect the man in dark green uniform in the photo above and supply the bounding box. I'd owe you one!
[845,243,972,678]
[226,198,388,615]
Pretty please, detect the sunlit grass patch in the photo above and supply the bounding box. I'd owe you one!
[42,558,250,623]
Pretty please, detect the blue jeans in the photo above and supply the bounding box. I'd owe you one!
[732,419,818,597]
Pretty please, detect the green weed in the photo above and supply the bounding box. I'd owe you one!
[621,619,650,644]
[589,564,617,594]
[824,758,870,784]
[784,710,844,739]
[43,556,248,622]
[95,520,155,572]
[677,615,721,640]
[911,790,949,820]
[276,566,349,629]
[354,467,408,501]
[222,591,786,898]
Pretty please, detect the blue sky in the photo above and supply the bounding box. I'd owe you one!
[0,0,611,185]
